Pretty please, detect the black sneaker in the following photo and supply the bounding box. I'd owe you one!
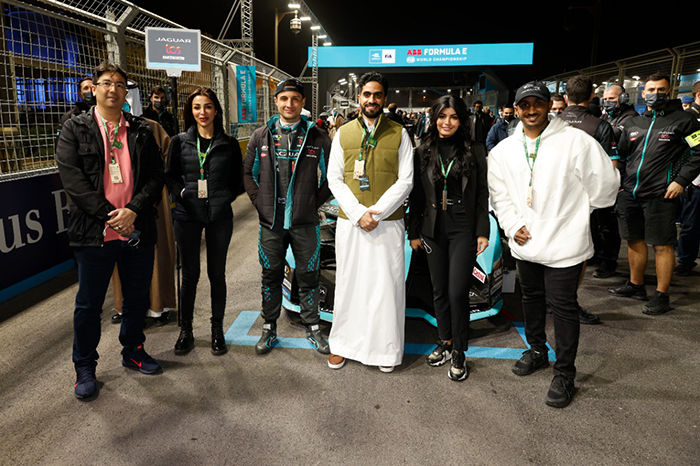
[74,368,97,399]
[545,375,575,408]
[306,324,330,354]
[512,349,548,376]
[578,306,601,325]
[122,345,162,374]
[607,281,647,300]
[642,291,671,315]
[255,322,277,355]
[448,350,468,381]
[426,340,452,367]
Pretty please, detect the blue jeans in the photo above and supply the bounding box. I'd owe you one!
[72,241,155,372]
[677,185,700,268]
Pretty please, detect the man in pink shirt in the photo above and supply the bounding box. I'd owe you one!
[56,62,165,399]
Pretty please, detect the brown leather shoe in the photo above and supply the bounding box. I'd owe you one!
[328,353,345,369]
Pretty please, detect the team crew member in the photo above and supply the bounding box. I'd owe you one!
[142,85,178,136]
[243,78,332,355]
[559,75,620,322]
[676,81,700,276]
[166,88,242,356]
[55,62,165,399]
[608,73,700,314]
[601,84,638,145]
[327,72,413,373]
[488,81,618,408]
[408,95,489,381]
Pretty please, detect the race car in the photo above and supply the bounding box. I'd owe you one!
[281,200,503,327]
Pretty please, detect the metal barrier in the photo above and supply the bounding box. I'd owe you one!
[542,42,700,104]
[0,0,291,180]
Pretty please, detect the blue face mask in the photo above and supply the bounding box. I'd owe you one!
[122,102,131,112]
[153,100,165,111]
[645,93,667,109]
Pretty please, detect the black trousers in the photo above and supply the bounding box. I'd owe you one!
[590,206,621,270]
[174,218,233,323]
[258,218,321,326]
[423,203,476,353]
[516,260,583,379]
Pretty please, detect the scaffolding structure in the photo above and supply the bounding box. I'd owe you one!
[0,0,291,179]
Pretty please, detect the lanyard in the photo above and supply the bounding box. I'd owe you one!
[438,154,455,192]
[522,126,546,207]
[522,127,545,184]
[99,115,121,164]
[197,136,213,180]
[358,118,379,162]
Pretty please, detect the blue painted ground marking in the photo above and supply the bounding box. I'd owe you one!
[226,311,555,361]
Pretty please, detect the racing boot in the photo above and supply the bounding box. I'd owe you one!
[211,319,228,356]
[306,324,330,354]
[174,320,194,355]
[255,322,277,355]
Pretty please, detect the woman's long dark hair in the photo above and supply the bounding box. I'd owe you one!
[183,87,224,133]
[421,95,474,183]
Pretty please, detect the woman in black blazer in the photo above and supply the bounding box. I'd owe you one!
[408,95,490,381]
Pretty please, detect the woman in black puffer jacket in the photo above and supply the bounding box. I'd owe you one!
[165,87,242,356]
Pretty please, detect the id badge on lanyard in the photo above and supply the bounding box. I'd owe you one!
[109,161,123,184]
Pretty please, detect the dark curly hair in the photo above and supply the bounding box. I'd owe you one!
[421,95,474,183]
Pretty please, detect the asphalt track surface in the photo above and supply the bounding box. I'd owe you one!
[1,196,698,465]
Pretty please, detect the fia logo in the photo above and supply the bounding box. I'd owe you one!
[382,49,396,64]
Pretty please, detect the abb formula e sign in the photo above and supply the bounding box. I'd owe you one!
[312,43,533,68]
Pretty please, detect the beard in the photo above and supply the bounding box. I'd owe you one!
[361,103,382,119]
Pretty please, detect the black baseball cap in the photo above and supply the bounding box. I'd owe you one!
[275,78,305,97]
[514,81,550,105]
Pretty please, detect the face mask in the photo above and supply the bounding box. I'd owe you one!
[504,115,515,122]
[548,112,558,120]
[602,101,618,114]
[153,100,165,111]
[645,93,667,109]
[82,91,95,105]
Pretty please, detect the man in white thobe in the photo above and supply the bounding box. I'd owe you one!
[327,72,413,372]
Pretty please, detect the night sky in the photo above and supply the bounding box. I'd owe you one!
[134,0,697,92]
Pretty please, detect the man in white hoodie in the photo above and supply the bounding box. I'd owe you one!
[488,81,619,408]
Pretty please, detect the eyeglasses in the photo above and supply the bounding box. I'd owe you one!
[96,81,127,91]
[516,100,547,110]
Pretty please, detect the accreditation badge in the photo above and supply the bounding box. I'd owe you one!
[353,160,365,180]
[359,174,370,191]
[198,179,208,199]
[108,162,123,184]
